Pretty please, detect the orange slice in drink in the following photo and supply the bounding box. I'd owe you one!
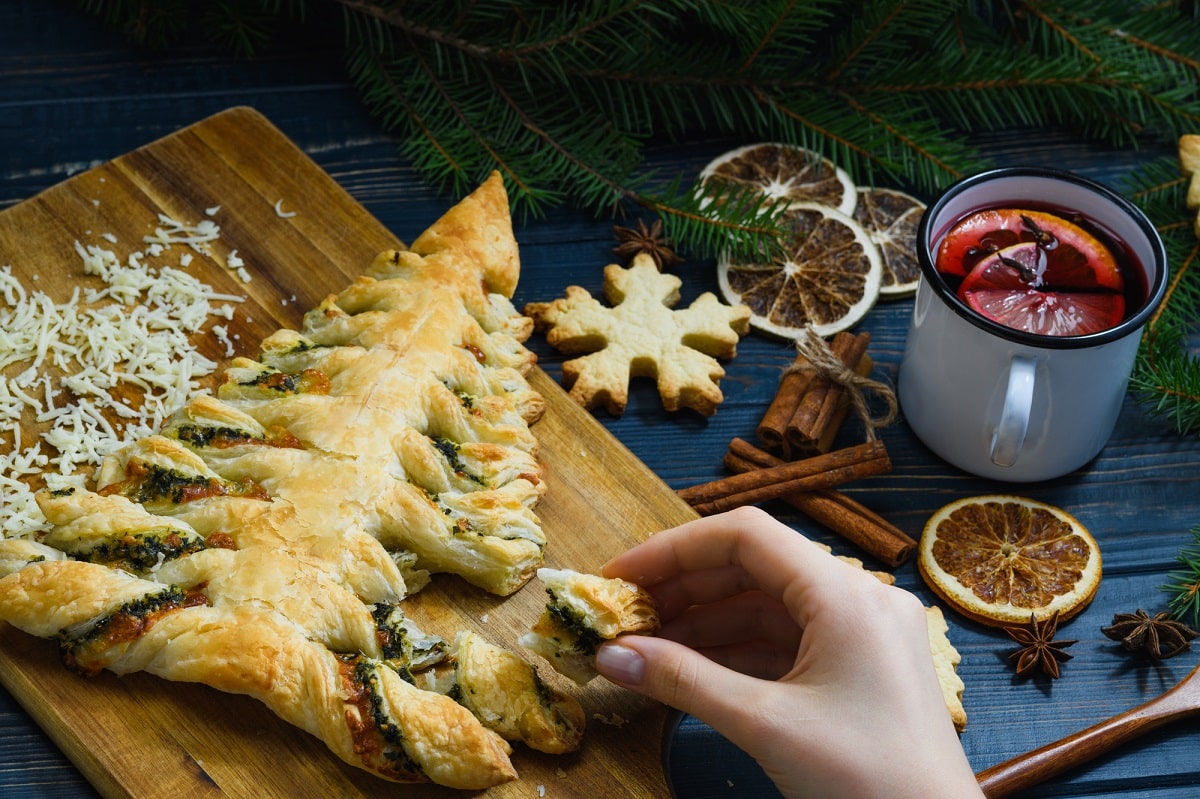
[957,242,1045,293]
[962,287,1125,336]
[918,495,1102,628]
[956,240,1126,335]
[944,209,1127,336]
[937,208,1123,292]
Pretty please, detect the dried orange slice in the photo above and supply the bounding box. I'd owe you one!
[852,187,925,298]
[917,495,1102,628]
[717,202,882,337]
[699,142,857,215]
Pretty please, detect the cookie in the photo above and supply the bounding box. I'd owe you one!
[525,253,751,415]
[1179,134,1200,238]
[818,541,967,731]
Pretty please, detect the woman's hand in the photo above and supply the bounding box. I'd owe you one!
[595,506,983,799]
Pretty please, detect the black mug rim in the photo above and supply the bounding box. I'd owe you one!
[916,167,1169,350]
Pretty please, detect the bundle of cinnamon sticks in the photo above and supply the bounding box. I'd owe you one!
[758,330,873,458]
[677,330,916,567]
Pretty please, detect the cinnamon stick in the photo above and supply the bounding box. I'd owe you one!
[677,440,890,516]
[806,354,874,455]
[785,331,871,457]
[725,438,915,567]
[756,365,814,452]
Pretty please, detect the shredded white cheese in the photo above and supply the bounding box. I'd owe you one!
[1,216,248,538]
[212,324,236,358]
[145,213,221,254]
[142,213,251,283]
[274,199,297,218]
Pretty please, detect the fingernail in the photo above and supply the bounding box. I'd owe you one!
[596,643,645,686]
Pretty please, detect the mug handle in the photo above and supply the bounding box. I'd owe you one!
[990,355,1037,468]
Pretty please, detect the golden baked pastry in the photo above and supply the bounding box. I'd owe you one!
[524,252,751,416]
[520,567,660,685]
[434,631,587,755]
[0,554,516,789]
[0,173,589,789]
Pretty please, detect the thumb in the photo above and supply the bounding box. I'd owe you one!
[596,635,760,728]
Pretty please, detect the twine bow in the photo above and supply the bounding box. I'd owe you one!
[786,326,898,441]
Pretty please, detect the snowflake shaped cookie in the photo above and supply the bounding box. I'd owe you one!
[525,253,751,415]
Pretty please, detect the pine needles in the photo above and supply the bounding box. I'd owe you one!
[1163,526,1200,628]
[76,0,1200,249]
[76,0,1200,430]
[1124,158,1200,436]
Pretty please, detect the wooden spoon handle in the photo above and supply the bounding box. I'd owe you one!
[976,666,1200,798]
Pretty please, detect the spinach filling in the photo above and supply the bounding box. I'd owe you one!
[355,659,425,778]
[546,593,603,655]
[171,424,261,448]
[84,528,205,571]
[430,437,485,487]
[59,585,197,672]
[371,604,447,672]
[103,463,266,505]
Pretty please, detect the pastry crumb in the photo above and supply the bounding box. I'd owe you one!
[592,712,628,727]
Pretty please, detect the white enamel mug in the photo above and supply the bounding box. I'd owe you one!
[898,168,1168,482]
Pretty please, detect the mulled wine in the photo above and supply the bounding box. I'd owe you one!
[932,203,1149,337]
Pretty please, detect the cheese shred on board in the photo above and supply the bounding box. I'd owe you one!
[0,219,247,537]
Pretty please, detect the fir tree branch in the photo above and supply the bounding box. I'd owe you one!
[1125,157,1200,435]
[1019,0,1104,63]
[1162,526,1200,628]
[76,0,1200,431]
[737,0,800,73]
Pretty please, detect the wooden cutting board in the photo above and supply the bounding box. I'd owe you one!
[0,106,695,798]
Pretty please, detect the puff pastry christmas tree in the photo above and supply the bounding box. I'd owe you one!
[0,173,587,791]
[526,253,751,416]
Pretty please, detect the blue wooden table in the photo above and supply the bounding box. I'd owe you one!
[2,2,1198,797]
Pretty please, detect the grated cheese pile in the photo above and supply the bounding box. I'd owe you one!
[1,218,248,538]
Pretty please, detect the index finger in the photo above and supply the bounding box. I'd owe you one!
[603,507,859,621]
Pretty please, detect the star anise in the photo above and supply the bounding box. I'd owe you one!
[1101,609,1198,660]
[1004,611,1077,679]
[612,218,683,270]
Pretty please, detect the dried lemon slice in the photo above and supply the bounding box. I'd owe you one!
[852,187,925,298]
[917,495,1102,628]
[717,201,882,338]
[699,142,857,215]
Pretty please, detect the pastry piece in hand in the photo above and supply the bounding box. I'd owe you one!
[524,253,751,416]
[520,568,659,685]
